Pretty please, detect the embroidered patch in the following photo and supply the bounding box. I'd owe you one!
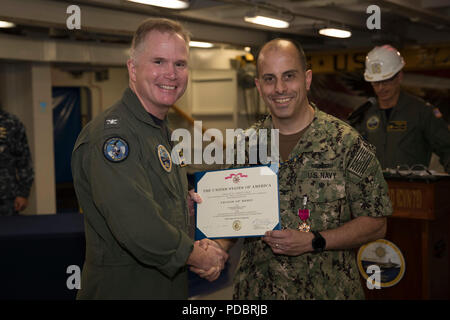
[348,143,375,178]
[178,149,187,167]
[366,115,380,130]
[104,117,120,129]
[103,137,129,162]
[310,162,334,169]
[0,127,7,139]
[157,145,172,172]
[433,108,443,119]
[387,121,407,131]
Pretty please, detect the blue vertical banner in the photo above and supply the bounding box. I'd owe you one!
[52,87,82,183]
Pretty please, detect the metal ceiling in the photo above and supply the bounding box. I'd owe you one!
[0,0,449,53]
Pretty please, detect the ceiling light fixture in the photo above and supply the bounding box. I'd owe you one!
[127,0,189,9]
[189,41,214,48]
[244,13,289,29]
[0,21,16,28]
[318,27,352,38]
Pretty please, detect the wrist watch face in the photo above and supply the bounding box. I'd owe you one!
[312,232,326,252]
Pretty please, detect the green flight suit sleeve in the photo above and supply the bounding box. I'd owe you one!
[88,133,193,278]
[345,136,393,218]
[422,107,450,173]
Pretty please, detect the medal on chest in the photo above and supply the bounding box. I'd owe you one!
[298,195,310,232]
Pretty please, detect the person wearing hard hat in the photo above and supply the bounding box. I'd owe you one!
[348,44,450,173]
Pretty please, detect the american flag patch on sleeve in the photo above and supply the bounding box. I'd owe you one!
[348,143,375,178]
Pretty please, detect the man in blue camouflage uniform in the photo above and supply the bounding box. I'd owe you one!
[0,107,34,216]
[194,39,393,299]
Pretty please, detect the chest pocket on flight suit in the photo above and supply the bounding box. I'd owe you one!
[397,126,427,163]
[144,139,188,229]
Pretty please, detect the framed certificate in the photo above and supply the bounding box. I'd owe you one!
[194,165,280,240]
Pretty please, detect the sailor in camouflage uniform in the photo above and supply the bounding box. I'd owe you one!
[0,108,34,216]
[196,39,392,299]
[231,106,391,299]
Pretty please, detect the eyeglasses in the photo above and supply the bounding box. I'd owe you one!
[395,164,432,176]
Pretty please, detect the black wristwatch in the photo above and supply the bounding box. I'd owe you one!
[312,231,326,253]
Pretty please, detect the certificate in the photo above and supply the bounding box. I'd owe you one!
[195,165,280,240]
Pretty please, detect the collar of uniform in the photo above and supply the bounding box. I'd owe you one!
[259,103,321,159]
[375,91,406,113]
[291,103,321,154]
[284,104,323,162]
[121,87,169,128]
[395,91,408,111]
[260,103,319,131]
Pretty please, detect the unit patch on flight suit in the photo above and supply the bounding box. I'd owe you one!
[433,108,443,119]
[103,137,129,162]
[366,115,380,130]
[157,144,172,172]
[425,101,444,119]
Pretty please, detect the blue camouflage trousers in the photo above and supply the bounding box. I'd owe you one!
[0,198,16,216]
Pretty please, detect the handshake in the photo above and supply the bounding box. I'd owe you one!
[186,190,229,281]
[187,238,229,282]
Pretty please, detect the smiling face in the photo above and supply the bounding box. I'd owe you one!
[255,41,312,123]
[371,71,403,108]
[127,30,189,118]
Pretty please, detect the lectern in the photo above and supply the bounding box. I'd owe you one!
[364,177,450,299]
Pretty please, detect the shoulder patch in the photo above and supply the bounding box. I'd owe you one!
[348,142,375,178]
[425,102,443,119]
[103,137,129,162]
[433,107,443,119]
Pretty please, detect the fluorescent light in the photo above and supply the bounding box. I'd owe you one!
[318,27,351,38]
[244,15,289,29]
[127,0,189,9]
[189,41,214,48]
[0,21,16,28]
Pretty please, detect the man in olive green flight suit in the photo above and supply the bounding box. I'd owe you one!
[349,45,450,173]
[71,18,227,300]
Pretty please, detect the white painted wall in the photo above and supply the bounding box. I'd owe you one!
[0,62,56,214]
[0,45,258,213]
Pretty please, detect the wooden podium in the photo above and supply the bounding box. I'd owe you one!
[363,177,450,300]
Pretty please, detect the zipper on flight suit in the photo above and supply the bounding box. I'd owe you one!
[162,124,190,228]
